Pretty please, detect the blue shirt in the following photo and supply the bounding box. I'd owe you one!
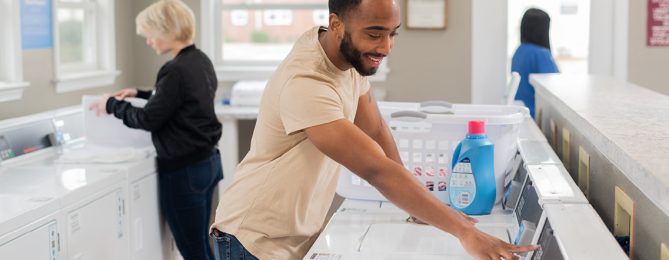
[511,43,559,118]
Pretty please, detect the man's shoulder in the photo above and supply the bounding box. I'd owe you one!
[265,71,336,97]
[274,59,335,86]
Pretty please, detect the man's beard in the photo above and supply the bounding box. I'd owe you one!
[339,31,379,76]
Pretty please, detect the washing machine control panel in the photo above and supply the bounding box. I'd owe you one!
[0,119,54,161]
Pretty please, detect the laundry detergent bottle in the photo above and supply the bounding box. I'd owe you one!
[448,120,495,215]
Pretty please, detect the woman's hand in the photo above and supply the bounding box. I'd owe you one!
[111,88,138,99]
[89,94,112,116]
[458,226,539,260]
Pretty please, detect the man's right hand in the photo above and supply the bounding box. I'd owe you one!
[111,88,138,99]
[458,225,539,260]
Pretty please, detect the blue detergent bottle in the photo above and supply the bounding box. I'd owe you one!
[448,120,495,215]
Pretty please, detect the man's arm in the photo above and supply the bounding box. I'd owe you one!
[354,91,401,164]
[304,119,537,260]
[354,91,475,224]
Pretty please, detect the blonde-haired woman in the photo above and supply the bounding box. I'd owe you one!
[90,1,222,259]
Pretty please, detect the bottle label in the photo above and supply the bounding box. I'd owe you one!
[450,158,476,208]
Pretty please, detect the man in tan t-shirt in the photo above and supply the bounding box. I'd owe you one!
[211,0,538,259]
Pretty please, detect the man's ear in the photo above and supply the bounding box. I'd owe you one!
[329,13,345,40]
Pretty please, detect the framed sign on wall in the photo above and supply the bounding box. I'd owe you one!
[405,0,448,30]
[647,0,669,47]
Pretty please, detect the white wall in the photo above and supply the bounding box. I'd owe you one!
[589,0,627,81]
[471,0,508,104]
[375,0,472,103]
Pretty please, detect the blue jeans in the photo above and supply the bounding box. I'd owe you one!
[159,149,224,260]
[211,230,259,260]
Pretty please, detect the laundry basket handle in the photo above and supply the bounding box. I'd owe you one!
[390,111,428,120]
[420,100,453,109]
[419,100,453,114]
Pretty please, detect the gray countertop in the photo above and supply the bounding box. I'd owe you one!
[530,73,669,216]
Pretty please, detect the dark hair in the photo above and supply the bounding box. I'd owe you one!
[520,8,551,50]
[329,0,362,20]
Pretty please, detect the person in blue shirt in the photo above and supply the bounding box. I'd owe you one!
[511,8,559,118]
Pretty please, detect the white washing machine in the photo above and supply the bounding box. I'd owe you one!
[53,166,129,260]
[306,160,625,259]
[0,214,63,260]
[0,169,64,260]
[305,118,624,259]
[25,140,166,260]
[25,145,167,260]
[0,106,164,260]
[49,107,169,260]
[0,112,70,260]
[308,167,525,259]
[0,163,127,260]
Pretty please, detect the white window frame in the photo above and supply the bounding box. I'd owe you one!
[53,0,119,93]
[201,0,389,82]
[0,0,30,103]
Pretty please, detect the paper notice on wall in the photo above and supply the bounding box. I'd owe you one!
[406,0,446,29]
[648,0,669,46]
[82,95,152,148]
[21,0,53,49]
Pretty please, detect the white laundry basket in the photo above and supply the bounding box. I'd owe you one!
[336,101,528,204]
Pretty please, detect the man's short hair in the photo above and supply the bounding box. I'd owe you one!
[329,0,362,20]
[136,0,195,42]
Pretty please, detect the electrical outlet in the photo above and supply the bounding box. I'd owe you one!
[614,186,634,256]
[661,243,668,260]
[562,128,571,169]
[578,146,590,198]
[549,119,556,150]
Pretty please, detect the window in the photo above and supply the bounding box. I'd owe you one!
[0,0,29,102]
[57,1,95,70]
[507,0,591,74]
[263,10,292,26]
[201,0,389,81]
[53,0,118,93]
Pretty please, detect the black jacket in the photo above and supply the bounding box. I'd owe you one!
[106,44,222,172]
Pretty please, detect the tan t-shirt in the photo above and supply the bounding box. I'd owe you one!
[211,26,371,259]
